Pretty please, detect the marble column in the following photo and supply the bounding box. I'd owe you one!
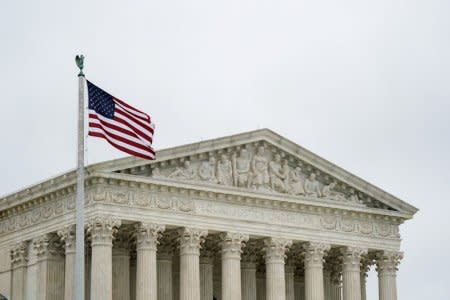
[330,279,342,300]
[323,270,332,300]
[34,234,65,300]
[85,245,91,300]
[178,227,208,300]
[135,222,165,300]
[221,232,249,300]
[58,226,76,300]
[256,271,266,300]
[241,262,257,300]
[342,247,367,300]
[10,242,28,300]
[303,242,330,300]
[88,216,121,300]
[264,238,292,300]
[158,251,174,300]
[360,257,371,300]
[173,254,180,300]
[294,276,305,300]
[213,259,222,300]
[376,251,403,300]
[360,273,367,300]
[285,265,295,300]
[130,256,136,300]
[112,247,130,300]
[200,256,214,300]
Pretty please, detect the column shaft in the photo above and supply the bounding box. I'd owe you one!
[377,251,402,300]
[130,258,136,300]
[113,248,130,300]
[342,248,367,300]
[135,223,165,300]
[294,277,305,300]
[221,232,248,300]
[88,216,121,300]
[200,257,214,300]
[58,227,76,300]
[256,273,266,300]
[330,281,342,300]
[264,238,292,300]
[360,273,367,300]
[179,228,207,300]
[303,243,330,300]
[241,263,257,300]
[158,254,174,300]
[34,235,65,300]
[285,266,295,300]
[324,271,331,300]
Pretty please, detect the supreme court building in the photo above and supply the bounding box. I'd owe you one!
[0,129,418,300]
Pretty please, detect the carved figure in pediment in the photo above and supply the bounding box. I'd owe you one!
[281,159,291,190]
[152,167,162,178]
[232,149,252,188]
[288,166,305,195]
[249,146,270,190]
[321,182,346,201]
[269,154,287,192]
[304,173,321,197]
[168,161,196,180]
[217,154,233,186]
[349,189,360,203]
[198,157,217,183]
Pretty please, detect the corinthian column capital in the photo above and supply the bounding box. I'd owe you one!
[58,225,76,253]
[220,232,249,259]
[178,227,208,255]
[10,241,28,268]
[135,222,165,251]
[87,215,121,245]
[341,247,368,271]
[264,237,292,263]
[303,242,330,268]
[376,251,403,276]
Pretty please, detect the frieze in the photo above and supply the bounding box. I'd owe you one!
[0,181,399,241]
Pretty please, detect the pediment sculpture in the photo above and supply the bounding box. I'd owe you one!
[148,143,372,207]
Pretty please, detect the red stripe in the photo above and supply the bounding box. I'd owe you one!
[115,105,154,134]
[89,132,155,160]
[113,115,153,144]
[89,122,155,154]
[113,97,150,121]
[89,113,153,144]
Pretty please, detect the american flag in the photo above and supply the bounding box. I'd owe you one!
[87,80,155,160]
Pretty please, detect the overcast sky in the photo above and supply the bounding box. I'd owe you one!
[2,0,450,299]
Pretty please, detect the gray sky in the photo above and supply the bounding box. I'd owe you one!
[2,0,449,298]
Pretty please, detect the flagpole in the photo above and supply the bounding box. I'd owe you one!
[75,55,85,300]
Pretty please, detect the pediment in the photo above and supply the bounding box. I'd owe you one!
[92,129,418,217]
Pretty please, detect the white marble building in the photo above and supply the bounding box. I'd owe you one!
[0,129,417,300]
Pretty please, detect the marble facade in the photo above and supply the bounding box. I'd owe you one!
[0,129,417,300]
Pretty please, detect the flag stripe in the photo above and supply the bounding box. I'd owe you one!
[89,131,154,160]
[113,97,150,121]
[113,114,152,144]
[89,126,154,156]
[89,112,153,145]
[115,105,154,134]
[89,120,154,152]
[89,125,154,156]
